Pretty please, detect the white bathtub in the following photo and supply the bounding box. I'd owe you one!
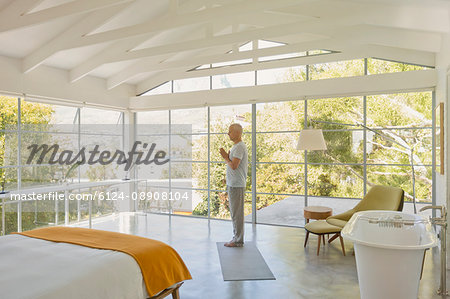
[341,210,438,299]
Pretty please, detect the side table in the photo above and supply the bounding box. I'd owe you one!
[303,206,332,224]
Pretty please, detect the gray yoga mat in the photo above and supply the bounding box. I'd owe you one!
[216,242,276,281]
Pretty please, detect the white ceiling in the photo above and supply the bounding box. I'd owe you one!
[0,0,448,97]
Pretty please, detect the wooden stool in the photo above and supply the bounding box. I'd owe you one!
[303,206,332,223]
[304,220,346,256]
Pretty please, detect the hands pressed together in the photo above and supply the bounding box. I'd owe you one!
[219,148,229,161]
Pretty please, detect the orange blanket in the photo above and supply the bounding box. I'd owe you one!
[17,227,192,296]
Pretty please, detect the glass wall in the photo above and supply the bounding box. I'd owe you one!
[142,41,427,97]
[170,107,207,217]
[136,110,169,214]
[0,45,434,232]
[209,105,252,220]
[136,56,434,227]
[365,92,433,212]
[0,97,125,234]
[1,96,19,234]
[135,105,253,220]
[80,107,124,220]
[255,101,305,226]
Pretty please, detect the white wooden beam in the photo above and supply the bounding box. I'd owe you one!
[107,56,170,89]
[177,0,235,14]
[133,49,367,93]
[125,35,434,93]
[241,11,314,27]
[0,55,134,110]
[66,0,314,49]
[22,3,131,73]
[0,0,134,33]
[129,69,437,111]
[124,23,239,91]
[99,13,441,66]
[102,14,320,88]
[68,0,228,82]
[134,44,437,94]
[365,44,435,67]
[103,17,356,64]
[134,43,435,94]
[111,38,353,90]
[74,4,443,84]
[0,0,44,23]
[69,35,154,83]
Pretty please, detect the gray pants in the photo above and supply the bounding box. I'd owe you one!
[227,186,245,244]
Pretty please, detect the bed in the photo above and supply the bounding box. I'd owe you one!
[0,227,191,299]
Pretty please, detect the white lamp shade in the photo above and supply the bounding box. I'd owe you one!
[296,129,327,151]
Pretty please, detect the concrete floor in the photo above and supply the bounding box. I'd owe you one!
[77,213,448,299]
[246,196,431,227]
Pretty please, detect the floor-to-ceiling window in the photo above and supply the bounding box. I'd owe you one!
[20,99,80,230]
[137,43,434,226]
[79,107,124,220]
[136,110,170,213]
[208,105,252,220]
[365,92,433,210]
[0,43,435,233]
[136,90,433,225]
[0,97,125,234]
[255,101,305,226]
[170,107,208,216]
[1,96,20,234]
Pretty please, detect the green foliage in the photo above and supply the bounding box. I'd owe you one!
[255,163,303,209]
[192,199,207,216]
[309,59,365,80]
[308,174,336,196]
[193,59,432,218]
[0,97,57,233]
[192,118,252,218]
[367,58,426,75]
[0,98,120,233]
[1,97,19,190]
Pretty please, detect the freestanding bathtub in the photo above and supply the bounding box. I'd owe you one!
[341,210,438,299]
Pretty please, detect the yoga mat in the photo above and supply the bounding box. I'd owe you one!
[216,242,276,281]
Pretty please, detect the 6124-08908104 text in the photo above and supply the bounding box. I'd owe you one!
[9,191,189,201]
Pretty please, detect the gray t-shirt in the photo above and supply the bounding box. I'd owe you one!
[226,141,248,187]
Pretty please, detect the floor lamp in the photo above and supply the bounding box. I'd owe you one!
[296,129,327,217]
[300,120,417,214]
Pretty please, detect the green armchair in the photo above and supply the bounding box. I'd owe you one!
[326,185,404,228]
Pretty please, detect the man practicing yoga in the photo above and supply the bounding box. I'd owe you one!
[219,123,248,247]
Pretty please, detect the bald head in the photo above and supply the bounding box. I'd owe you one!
[230,123,243,134]
[228,123,243,143]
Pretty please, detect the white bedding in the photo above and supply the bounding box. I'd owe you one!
[0,234,149,299]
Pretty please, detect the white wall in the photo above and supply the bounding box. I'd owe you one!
[435,34,450,268]
[130,69,437,111]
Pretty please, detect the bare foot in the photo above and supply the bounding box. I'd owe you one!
[224,241,243,247]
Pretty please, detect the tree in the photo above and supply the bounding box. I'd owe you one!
[1,97,57,233]
[193,115,252,218]
[192,58,432,218]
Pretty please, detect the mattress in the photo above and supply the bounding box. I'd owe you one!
[0,234,148,299]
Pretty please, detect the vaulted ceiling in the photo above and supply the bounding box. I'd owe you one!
[0,0,448,106]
